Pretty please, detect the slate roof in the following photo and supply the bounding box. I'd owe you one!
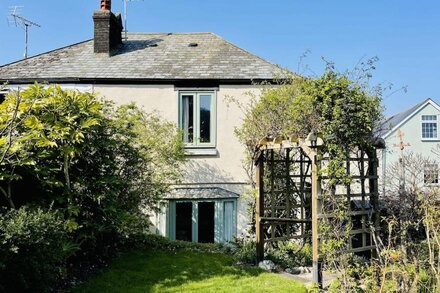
[164,187,239,200]
[0,32,281,83]
[377,98,433,138]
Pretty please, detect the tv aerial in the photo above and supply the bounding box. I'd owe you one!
[122,0,144,41]
[8,6,41,59]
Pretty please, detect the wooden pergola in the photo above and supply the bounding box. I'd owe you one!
[254,135,382,287]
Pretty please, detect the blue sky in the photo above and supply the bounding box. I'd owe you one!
[1,0,439,115]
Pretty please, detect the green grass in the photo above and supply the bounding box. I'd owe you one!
[73,249,307,293]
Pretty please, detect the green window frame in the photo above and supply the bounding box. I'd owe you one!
[166,199,237,243]
[179,92,216,148]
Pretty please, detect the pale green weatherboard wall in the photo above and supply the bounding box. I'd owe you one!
[383,103,440,165]
[379,102,440,190]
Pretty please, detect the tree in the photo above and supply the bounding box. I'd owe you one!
[0,83,48,208]
[0,84,185,248]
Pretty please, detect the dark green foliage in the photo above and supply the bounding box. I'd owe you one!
[0,85,185,291]
[266,242,312,269]
[138,233,227,253]
[231,238,312,269]
[231,238,257,264]
[0,207,71,292]
[0,85,184,250]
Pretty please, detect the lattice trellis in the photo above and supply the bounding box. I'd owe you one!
[258,146,312,245]
[255,138,381,287]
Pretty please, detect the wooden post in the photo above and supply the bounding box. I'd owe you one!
[311,151,322,288]
[256,152,265,263]
[367,148,380,249]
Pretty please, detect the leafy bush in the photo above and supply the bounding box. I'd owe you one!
[266,241,312,269]
[136,234,227,254]
[231,238,312,269]
[0,85,185,254]
[0,207,71,292]
[231,237,257,264]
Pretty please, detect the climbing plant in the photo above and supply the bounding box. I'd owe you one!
[235,64,382,183]
[233,61,386,290]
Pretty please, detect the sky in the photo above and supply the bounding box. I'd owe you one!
[0,0,439,116]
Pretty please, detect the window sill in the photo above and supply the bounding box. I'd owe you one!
[421,138,440,141]
[184,148,218,156]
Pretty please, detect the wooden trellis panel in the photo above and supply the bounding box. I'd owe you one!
[255,139,381,287]
[256,146,312,259]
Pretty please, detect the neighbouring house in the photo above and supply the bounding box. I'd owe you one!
[378,98,440,191]
[0,1,280,243]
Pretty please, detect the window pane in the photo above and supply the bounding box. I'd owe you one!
[424,164,439,184]
[224,201,234,242]
[182,95,194,143]
[199,95,211,143]
[422,122,437,138]
[175,202,193,241]
[422,115,437,121]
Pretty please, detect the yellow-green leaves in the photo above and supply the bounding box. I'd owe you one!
[24,115,43,130]
[80,117,99,129]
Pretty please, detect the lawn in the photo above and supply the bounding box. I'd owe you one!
[73,249,307,293]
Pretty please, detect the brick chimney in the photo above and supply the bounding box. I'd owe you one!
[93,0,123,55]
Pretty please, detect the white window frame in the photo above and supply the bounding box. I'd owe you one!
[421,115,438,140]
[424,163,439,185]
[178,91,217,148]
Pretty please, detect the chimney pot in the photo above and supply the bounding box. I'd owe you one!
[101,0,111,11]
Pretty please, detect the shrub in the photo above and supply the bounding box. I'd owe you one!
[231,237,257,264]
[231,238,313,269]
[0,85,185,258]
[0,207,70,292]
[138,234,227,253]
[266,241,312,269]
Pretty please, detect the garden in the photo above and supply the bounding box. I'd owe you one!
[0,62,439,292]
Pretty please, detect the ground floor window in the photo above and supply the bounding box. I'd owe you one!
[424,163,439,185]
[165,199,237,243]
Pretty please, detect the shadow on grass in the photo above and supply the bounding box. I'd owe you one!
[73,249,271,293]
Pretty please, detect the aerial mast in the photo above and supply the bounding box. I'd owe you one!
[122,0,144,41]
[8,6,41,59]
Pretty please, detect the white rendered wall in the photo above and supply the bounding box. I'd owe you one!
[93,84,261,237]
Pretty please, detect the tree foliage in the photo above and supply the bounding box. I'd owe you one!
[235,67,382,183]
[0,207,70,292]
[0,84,185,290]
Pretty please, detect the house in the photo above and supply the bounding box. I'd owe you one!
[378,98,440,190]
[0,0,280,243]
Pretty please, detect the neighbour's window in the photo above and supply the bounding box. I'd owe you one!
[0,90,8,104]
[179,92,216,147]
[421,115,438,139]
[424,163,439,185]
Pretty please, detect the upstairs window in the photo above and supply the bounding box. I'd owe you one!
[424,163,439,185]
[421,115,438,139]
[179,92,216,147]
